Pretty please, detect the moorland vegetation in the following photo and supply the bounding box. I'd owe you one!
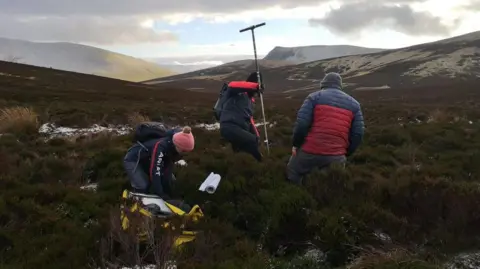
[0,61,480,268]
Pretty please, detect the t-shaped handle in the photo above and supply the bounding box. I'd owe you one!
[239,22,266,33]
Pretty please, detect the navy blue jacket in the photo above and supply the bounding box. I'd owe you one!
[292,88,364,156]
[219,81,260,136]
[124,128,181,194]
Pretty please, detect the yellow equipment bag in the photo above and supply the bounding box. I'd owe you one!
[119,189,204,247]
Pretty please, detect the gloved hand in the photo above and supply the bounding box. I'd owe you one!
[258,83,265,94]
[291,146,297,157]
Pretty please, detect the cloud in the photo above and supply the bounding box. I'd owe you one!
[0,15,178,45]
[173,60,224,66]
[0,0,469,45]
[0,0,325,16]
[463,0,480,10]
[0,0,327,44]
[0,0,434,17]
[309,2,458,36]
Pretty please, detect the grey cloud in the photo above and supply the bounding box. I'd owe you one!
[309,2,457,36]
[0,0,321,16]
[463,0,480,10]
[0,0,428,16]
[0,0,327,44]
[0,0,435,44]
[0,15,178,45]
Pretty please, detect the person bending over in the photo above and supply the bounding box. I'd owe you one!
[219,72,264,162]
[123,126,195,211]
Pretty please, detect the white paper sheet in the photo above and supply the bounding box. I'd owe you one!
[199,172,222,194]
[140,197,172,213]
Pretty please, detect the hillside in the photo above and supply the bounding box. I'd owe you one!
[288,30,480,91]
[263,45,386,63]
[146,30,480,94]
[1,59,480,268]
[1,60,480,268]
[146,54,258,74]
[145,44,386,76]
[0,37,174,82]
[142,58,293,90]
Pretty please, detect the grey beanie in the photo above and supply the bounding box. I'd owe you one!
[320,72,342,90]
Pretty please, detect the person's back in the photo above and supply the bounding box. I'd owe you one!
[218,72,263,161]
[287,72,364,184]
[219,84,255,131]
[300,87,362,155]
[124,134,176,195]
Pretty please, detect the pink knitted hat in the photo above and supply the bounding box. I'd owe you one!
[173,126,195,152]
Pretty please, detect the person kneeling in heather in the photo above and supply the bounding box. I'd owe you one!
[286,72,365,185]
[123,125,195,211]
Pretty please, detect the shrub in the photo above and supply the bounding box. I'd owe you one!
[127,111,150,126]
[98,208,179,268]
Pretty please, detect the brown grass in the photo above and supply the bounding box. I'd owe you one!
[428,109,449,123]
[128,112,150,127]
[0,106,39,134]
[347,248,435,269]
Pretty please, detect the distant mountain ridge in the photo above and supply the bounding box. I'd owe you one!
[263,45,387,63]
[146,55,258,74]
[145,30,480,94]
[144,44,388,84]
[142,58,292,84]
[0,37,173,82]
[143,45,387,78]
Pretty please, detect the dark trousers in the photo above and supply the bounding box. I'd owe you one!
[220,123,262,162]
[124,160,149,192]
[286,148,346,185]
[123,160,174,199]
[123,160,192,212]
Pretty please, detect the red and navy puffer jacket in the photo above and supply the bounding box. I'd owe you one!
[292,88,364,156]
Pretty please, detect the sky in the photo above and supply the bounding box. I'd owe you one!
[0,0,479,59]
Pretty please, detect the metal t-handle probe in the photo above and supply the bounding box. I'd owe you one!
[239,22,269,155]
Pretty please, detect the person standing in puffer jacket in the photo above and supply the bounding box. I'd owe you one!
[286,72,364,185]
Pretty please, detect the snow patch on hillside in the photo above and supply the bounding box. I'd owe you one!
[0,72,36,80]
[304,49,433,78]
[195,122,220,131]
[403,47,480,78]
[374,230,392,243]
[102,262,177,269]
[445,251,480,269]
[176,160,187,166]
[265,45,385,64]
[39,123,131,139]
[80,183,98,191]
[38,120,277,140]
[195,121,276,131]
